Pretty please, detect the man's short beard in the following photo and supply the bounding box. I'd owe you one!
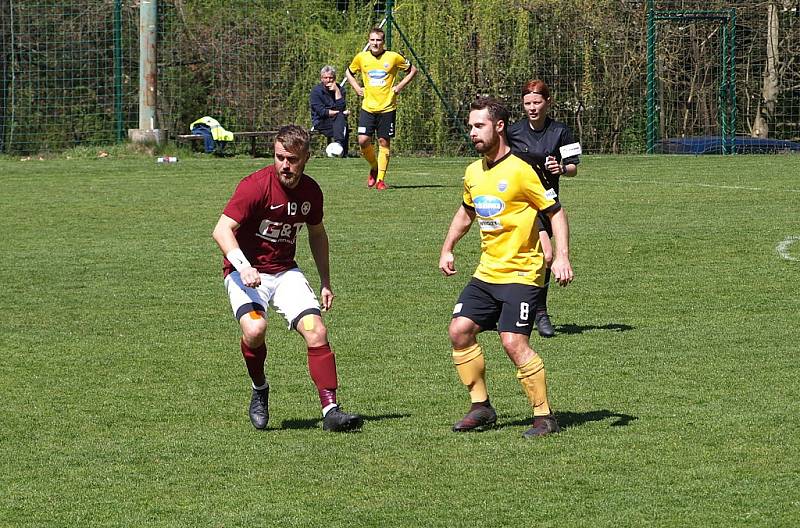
[474,136,496,154]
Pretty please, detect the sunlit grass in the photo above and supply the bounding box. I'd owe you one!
[1,153,799,527]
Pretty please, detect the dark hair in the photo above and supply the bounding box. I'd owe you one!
[470,96,510,126]
[369,27,385,39]
[521,79,551,100]
[275,125,310,154]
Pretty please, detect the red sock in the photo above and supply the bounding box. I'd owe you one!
[240,339,266,386]
[307,343,338,408]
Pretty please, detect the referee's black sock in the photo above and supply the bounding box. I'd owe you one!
[537,268,551,314]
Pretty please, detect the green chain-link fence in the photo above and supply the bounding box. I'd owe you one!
[2,0,799,155]
[0,1,138,153]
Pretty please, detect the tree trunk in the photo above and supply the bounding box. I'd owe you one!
[753,1,780,138]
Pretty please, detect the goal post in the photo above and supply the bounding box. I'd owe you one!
[646,0,737,154]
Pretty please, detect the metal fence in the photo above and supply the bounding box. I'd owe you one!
[1,0,798,155]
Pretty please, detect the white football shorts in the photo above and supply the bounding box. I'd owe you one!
[224,267,321,329]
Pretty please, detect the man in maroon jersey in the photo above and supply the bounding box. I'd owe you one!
[212,124,362,432]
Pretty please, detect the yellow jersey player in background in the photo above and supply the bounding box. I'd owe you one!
[346,27,417,190]
[439,97,574,438]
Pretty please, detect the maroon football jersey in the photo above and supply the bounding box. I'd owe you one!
[222,165,324,276]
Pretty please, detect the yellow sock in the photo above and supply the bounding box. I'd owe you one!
[516,354,551,416]
[377,145,390,181]
[361,143,378,169]
[452,344,488,403]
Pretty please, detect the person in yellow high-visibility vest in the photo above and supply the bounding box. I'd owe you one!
[190,116,234,154]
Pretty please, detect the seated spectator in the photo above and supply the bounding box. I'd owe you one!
[310,66,349,157]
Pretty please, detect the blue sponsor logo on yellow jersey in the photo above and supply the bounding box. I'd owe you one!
[473,195,505,217]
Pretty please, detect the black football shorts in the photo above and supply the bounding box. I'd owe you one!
[452,278,541,336]
[358,109,396,139]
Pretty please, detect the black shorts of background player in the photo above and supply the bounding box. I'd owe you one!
[358,109,396,141]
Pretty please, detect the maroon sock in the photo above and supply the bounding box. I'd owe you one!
[307,343,338,408]
[240,340,267,386]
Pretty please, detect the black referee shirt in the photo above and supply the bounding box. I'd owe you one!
[506,117,580,195]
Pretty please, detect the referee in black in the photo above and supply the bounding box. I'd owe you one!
[506,79,580,338]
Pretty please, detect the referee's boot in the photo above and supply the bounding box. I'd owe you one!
[522,413,560,439]
[249,384,269,430]
[323,406,364,432]
[534,311,556,338]
[452,402,497,432]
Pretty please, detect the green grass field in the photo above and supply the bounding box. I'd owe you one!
[2,152,799,527]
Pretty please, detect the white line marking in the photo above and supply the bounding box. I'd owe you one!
[578,177,800,193]
[777,236,800,261]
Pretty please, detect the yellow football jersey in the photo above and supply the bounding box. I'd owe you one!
[348,50,411,113]
[462,152,560,286]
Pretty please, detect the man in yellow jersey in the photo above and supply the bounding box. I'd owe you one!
[345,27,417,190]
[439,97,574,438]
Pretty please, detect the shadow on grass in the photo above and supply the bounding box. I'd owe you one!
[555,322,634,335]
[279,412,411,430]
[502,409,637,430]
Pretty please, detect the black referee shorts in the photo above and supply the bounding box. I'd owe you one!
[535,212,553,237]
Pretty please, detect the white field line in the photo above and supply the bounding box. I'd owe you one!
[575,178,800,262]
[777,236,800,261]
[577,177,800,193]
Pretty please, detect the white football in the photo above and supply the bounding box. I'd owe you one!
[325,142,344,158]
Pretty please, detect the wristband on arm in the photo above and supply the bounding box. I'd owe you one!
[226,248,252,273]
